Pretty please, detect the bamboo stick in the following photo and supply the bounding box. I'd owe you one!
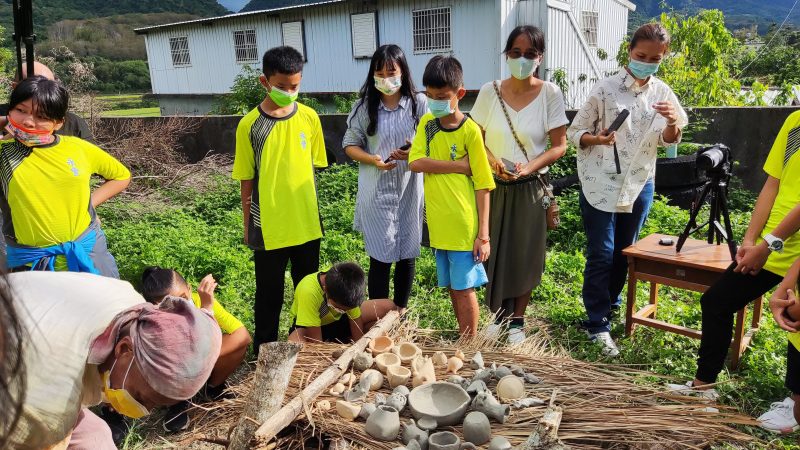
[252,310,400,448]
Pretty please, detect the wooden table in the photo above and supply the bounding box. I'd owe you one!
[623,233,762,369]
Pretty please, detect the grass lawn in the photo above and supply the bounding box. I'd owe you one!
[101,107,161,117]
[98,164,798,449]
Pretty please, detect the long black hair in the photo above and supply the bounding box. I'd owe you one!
[0,272,25,448]
[351,44,419,136]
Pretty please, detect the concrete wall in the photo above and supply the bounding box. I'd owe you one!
[98,106,800,192]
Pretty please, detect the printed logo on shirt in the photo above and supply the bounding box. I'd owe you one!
[449,144,457,161]
[300,132,307,150]
[66,159,79,176]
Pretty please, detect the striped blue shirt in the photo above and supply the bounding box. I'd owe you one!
[342,93,428,263]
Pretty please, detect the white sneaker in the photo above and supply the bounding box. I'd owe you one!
[586,331,619,356]
[665,380,719,401]
[758,397,800,434]
[507,327,526,344]
[485,323,503,338]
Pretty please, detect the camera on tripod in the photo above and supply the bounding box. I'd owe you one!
[676,144,737,260]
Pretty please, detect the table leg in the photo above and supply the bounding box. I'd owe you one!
[625,258,637,337]
[731,307,747,370]
[649,281,658,318]
[752,296,763,329]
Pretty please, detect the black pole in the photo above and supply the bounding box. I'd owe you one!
[11,0,36,80]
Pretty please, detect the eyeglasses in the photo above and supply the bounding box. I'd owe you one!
[507,50,541,60]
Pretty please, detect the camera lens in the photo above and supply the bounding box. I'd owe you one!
[697,146,725,170]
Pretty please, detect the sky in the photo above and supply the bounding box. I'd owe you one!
[218,0,249,12]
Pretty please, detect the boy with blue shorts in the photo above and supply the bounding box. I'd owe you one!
[409,55,495,335]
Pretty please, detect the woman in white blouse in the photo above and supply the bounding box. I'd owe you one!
[568,23,688,356]
[471,25,569,343]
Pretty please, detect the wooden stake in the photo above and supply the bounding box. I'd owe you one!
[253,310,400,449]
[516,390,568,450]
[227,342,302,450]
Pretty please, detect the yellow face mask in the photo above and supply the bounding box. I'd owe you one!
[102,357,150,419]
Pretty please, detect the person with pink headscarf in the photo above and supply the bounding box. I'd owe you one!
[6,271,222,450]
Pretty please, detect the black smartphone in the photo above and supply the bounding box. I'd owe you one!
[384,143,412,163]
[500,157,518,175]
[606,109,630,133]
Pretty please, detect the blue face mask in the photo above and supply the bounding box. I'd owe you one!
[428,97,455,118]
[628,58,660,80]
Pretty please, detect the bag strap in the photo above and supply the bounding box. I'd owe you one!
[492,80,529,162]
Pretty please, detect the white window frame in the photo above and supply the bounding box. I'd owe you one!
[282,21,306,60]
[169,36,191,67]
[581,10,599,48]
[233,29,258,63]
[351,12,378,59]
[412,7,451,54]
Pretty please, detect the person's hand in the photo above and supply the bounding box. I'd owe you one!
[653,101,678,125]
[389,140,412,161]
[595,129,616,146]
[734,242,770,275]
[197,274,217,310]
[372,154,397,171]
[458,154,472,176]
[516,161,537,178]
[770,289,800,332]
[473,238,490,262]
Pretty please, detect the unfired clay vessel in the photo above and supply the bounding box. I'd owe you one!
[454,349,466,360]
[471,391,510,424]
[339,373,356,385]
[359,402,376,420]
[401,419,429,450]
[512,397,545,408]
[375,353,402,374]
[411,356,436,387]
[432,351,448,368]
[394,342,423,364]
[493,365,513,380]
[462,411,491,445]
[523,372,542,384]
[361,369,384,390]
[446,357,464,374]
[472,368,492,383]
[369,335,395,355]
[466,379,488,395]
[428,431,477,450]
[365,404,401,441]
[317,400,331,411]
[330,383,346,396]
[496,375,525,401]
[469,352,484,370]
[509,365,525,377]
[392,385,410,397]
[386,392,408,413]
[336,400,361,421]
[408,382,470,427]
[353,351,374,371]
[487,436,512,450]
[387,365,412,388]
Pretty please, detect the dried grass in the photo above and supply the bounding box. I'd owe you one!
[146,320,760,450]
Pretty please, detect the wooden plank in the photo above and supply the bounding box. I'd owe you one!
[630,316,702,340]
[633,273,710,293]
[622,234,734,272]
[625,260,637,337]
[634,304,657,319]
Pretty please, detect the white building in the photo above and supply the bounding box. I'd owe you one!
[135,0,635,115]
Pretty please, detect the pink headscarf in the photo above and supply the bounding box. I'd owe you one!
[87,296,222,400]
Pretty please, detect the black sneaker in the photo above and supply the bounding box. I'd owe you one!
[99,406,129,447]
[205,381,235,401]
[163,400,191,433]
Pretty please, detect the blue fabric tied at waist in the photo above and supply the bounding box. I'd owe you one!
[6,227,100,274]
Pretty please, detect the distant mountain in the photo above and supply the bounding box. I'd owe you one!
[631,0,800,34]
[218,0,250,12]
[240,0,316,13]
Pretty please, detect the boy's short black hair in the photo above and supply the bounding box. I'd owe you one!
[422,55,463,90]
[140,266,187,304]
[325,262,366,309]
[8,76,69,121]
[262,46,305,78]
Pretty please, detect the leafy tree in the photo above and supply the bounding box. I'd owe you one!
[0,25,12,101]
[90,58,151,92]
[212,65,324,115]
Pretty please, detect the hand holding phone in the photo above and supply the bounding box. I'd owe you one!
[500,157,518,176]
[607,109,630,134]
[385,142,412,163]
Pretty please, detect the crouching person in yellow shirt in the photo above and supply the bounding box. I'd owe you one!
[141,267,252,433]
[289,262,397,343]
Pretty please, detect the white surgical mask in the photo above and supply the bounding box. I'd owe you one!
[374,76,402,95]
[507,57,540,80]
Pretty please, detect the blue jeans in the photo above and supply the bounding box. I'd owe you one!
[580,180,654,333]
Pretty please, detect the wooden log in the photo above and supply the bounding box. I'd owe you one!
[253,310,400,449]
[516,390,568,450]
[228,342,302,450]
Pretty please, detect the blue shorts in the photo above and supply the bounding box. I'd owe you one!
[435,249,488,290]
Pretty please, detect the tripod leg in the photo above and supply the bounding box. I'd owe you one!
[707,191,719,245]
[717,187,737,260]
[677,183,711,252]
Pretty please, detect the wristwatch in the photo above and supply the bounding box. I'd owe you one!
[764,233,785,254]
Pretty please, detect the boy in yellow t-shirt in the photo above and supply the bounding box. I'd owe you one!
[409,55,495,336]
[288,262,396,343]
[231,46,328,352]
[767,258,800,434]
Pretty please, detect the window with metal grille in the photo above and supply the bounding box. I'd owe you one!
[581,11,599,47]
[233,29,258,62]
[412,7,451,54]
[169,36,191,67]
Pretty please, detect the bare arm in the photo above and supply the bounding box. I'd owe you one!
[344,145,397,170]
[409,157,471,175]
[240,180,254,245]
[518,125,568,177]
[743,176,780,245]
[290,326,323,343]
[770,258,800,332]
[472,189,491,262]
[91,178,130,208]
[349,317,365,341]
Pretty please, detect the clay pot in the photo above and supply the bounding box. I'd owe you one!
[361,369,384,390]
[365,405,401,441]
[375,353,402,374]
[386,392,408,413]
[411,356,436,387]
[401,419,429,450]
[496,375,525,401]
[462,411,491,445]
[466,379,488,395]
[329,383,346,396]
[359,403,376,420]
[454,349,466,360]
[428,431,477,450]
[446,357,463,374]
[469,352,484,370]
[392,385,410,397]
[369,336,395,355]
[408,382,470,427]
[336,400,361,421]
[432,351,448,368]
[343,384,368,402]
[404,440,422,450]
[393,342,422,364]
[417,416,438,431]
[353,351,374,371]
[472,368,492,383]
[387,365,412,388]
[509,365,525,377]
[523,372,542,384]
[471,391,510,424]
[487,436,512,450]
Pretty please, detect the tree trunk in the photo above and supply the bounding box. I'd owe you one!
[227,342,302,450]
[252,310,400,449]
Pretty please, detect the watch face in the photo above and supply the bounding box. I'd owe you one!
[772,240,784,252]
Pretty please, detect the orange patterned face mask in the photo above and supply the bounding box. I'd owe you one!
[102,358,150,419]
[5,116,56,147]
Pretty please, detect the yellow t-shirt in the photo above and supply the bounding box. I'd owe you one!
[0,136,130,247]
[232,103,328,250]
[408,113,495,251]
[291,272,361,327]
[762,110,800,277]
[191,292,244,335]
